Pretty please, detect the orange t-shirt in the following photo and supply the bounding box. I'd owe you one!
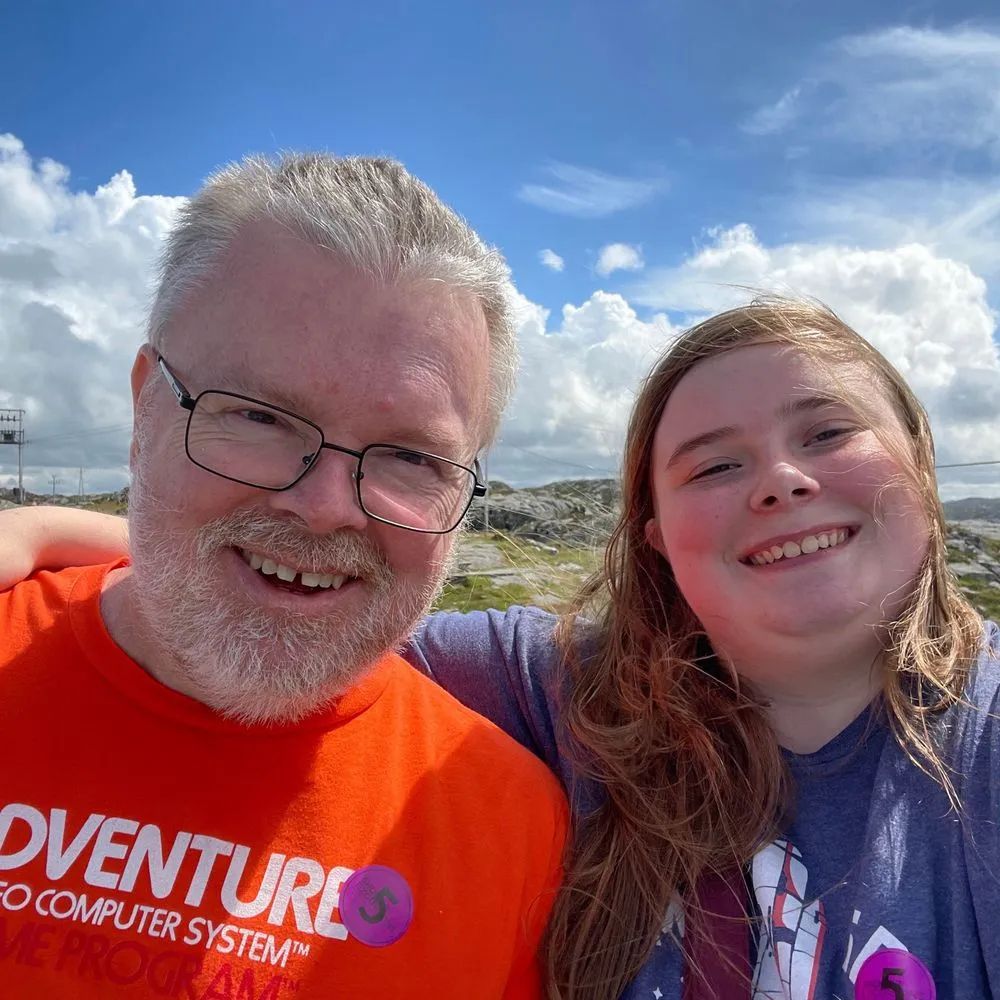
[0,564,567,999]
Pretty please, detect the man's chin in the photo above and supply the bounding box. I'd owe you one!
[199,678,356,726]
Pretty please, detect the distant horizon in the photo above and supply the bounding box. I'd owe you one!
[5,481,1000,509]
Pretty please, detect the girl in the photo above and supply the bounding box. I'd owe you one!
[4,298,998,999]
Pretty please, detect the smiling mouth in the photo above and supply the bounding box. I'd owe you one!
[741,527,856,567]
[236,547,357,593]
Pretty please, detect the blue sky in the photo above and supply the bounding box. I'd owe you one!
[2,0,1000,495]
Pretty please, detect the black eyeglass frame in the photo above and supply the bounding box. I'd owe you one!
[156,354,486,534]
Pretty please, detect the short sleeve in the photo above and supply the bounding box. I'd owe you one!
[403,607,565,775]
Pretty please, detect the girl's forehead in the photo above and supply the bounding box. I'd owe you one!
[669,344,870,411]
[654,343,894,445]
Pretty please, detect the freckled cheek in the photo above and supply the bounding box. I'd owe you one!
[660,498,732,563]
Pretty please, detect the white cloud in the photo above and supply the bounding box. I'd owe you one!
[743,87,803,136]
[3,136,997,500]
[595,242,644,277]
[0,135,184,495]
[491,289,679,485]
[538,248,565,272]
[629,223,1000,496]
[518,162,666,218]
[743,25,1000,157]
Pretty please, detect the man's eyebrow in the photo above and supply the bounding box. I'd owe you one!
[211,370,471,459]
[664,395,846,469]
[212,370,312,415]
[377,425,471,461]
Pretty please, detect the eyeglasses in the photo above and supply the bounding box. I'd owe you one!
[156,355,485,534]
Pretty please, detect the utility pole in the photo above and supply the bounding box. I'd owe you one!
[50,473,60,497]
[78,467,85,502]
[0,409,25,503]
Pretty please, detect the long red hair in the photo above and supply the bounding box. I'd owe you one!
[544,298,983,999]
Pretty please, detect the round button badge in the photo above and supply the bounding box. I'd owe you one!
[855,949,936,1000]
[339,865,414,947]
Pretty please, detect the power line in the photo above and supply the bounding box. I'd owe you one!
[935,460,1000,469]
[503,444,618,476]
[27,423,132,446]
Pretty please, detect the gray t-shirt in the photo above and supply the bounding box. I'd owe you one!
[406,609,1000,1000]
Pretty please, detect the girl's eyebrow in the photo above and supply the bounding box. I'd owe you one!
[776,392,844,420]
[665,395,846,469]
[666,425,739,469]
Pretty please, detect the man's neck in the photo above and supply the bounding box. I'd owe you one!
[100,565,204,702]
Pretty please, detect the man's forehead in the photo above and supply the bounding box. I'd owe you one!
[164,220,492,437]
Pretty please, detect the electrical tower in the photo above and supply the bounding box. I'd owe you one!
[0,409,25,503]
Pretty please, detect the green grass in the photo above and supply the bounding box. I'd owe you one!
[81,498,127,516]
[957,575,1000,621]
[432,532,602,613]
[434,576,539,613]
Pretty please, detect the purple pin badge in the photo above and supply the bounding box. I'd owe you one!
[339,865,414,947]
[855,948,936,1000]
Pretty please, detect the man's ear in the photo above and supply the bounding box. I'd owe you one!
[644,517,669,561]
[129,346,156,465]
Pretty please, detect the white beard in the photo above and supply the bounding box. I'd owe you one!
[126,467,450,725]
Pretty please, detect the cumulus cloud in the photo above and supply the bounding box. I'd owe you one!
[3,135,998,500]
[0,135,184,494]
[596,242,644,277]
[628,223,1000,496]
[518,162,666,218]
[492,289,679,485]
[538,248,565,272]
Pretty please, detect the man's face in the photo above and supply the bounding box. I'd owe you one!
[127,221,492,722]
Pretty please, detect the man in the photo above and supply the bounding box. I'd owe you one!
[0,155,565,998]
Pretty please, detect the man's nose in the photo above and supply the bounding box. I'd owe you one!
[749,459,821,511]
[263,450,370,534]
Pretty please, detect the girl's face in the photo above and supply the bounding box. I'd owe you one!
[645,343,930,659]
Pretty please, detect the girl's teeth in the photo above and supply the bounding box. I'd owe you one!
[751,529,850,565]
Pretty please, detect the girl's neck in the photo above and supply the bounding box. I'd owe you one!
[722,632,884,753]
[761,670,881,753]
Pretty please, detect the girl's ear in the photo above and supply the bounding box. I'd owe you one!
[644,517,669,560]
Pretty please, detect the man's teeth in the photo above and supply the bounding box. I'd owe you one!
[750,529,849,566]
[239,550,348,590]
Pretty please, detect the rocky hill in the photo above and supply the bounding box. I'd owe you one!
[943,497,1000,522]
[467,478,621,544]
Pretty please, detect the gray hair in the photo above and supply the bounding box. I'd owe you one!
[147,153,518,440]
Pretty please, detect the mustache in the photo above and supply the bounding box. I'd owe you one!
[193,509,392,580]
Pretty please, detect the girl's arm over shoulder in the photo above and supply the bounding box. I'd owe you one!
[0,506,129,590]
[403,605,566,771]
